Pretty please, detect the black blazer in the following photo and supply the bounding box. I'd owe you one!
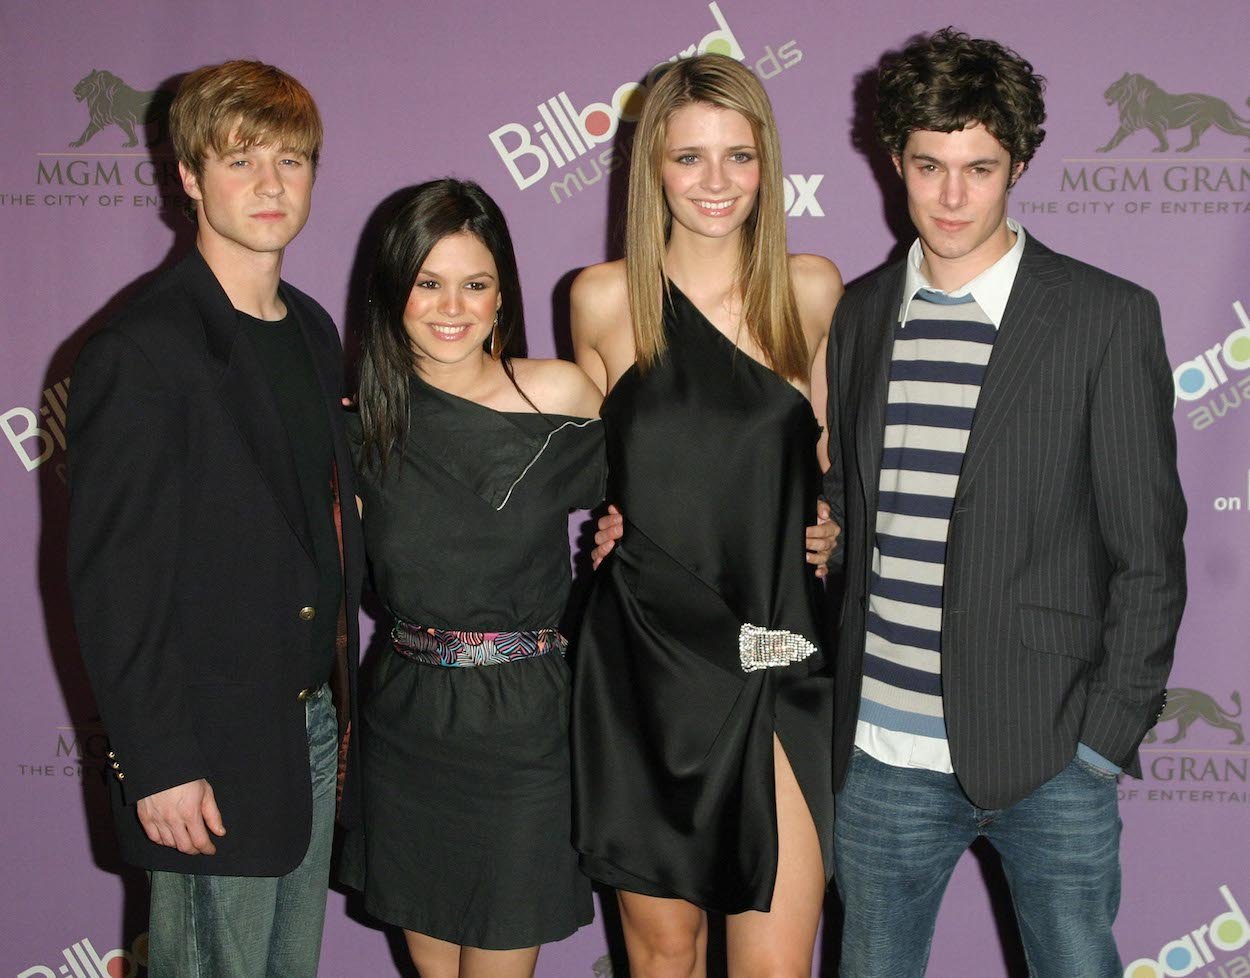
[67,249,365,875]
[824,234,1187,809]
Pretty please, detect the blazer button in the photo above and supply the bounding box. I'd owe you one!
[111,761,120,770]
[299,606,316,621]
[116,772,125,781]
[107,750,116,759]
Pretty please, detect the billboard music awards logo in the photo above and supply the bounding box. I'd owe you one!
[1123,885,1249,978]
[0,69,186,213]
[1013,73,1250,220]
[1172,300,1250,432]
[1119,687,1248,808]
[3,377,71,479]
[488,2,820,210]
[17,932,147,978]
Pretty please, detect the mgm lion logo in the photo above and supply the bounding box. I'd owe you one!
[1144,688,1244,745]
[1097,73,1250,153]
[69,69,174,149]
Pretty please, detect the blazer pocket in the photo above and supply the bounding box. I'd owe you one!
[1018,604,1102,662]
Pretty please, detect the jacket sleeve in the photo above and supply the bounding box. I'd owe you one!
[67,329,208,803]
[1080,286,1187,769]
[822,301,848,564]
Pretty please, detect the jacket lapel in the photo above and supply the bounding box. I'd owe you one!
[191,250,315,561]
[284,283,342,415]
[956,235,1070,495]
[855,265,905,521]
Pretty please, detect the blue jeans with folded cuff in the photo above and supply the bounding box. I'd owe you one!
[834,747,1122,978]
[147,684,337,978]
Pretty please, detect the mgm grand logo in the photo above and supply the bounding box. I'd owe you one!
[0,70,185,211]
[1045,74,1250,216]
[69,68,173,149]
[13,719,112,787]
[1145,688,1244,746]
[1097,73,1250,155]
[1123,688,1248,806]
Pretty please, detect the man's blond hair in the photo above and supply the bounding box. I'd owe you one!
[170,60,322,180]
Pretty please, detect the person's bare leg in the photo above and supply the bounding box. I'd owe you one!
[725,736,825,978]
[618,891,708,978]
[461,945,540,978]
[405,929,461,978]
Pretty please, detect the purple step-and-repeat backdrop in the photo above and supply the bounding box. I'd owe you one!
[2,1,1247,976]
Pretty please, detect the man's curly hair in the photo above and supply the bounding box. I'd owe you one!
[877,28,1047,176]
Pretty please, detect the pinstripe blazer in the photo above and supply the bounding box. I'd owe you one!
[824,233,1187,809]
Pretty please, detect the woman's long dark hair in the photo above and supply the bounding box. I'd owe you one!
[358,178,527,473]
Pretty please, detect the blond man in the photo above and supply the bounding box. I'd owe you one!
[67,60,363,976]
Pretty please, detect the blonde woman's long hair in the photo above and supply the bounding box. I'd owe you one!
[625,53,805,380]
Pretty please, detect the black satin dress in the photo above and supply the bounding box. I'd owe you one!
[571,284,834,914]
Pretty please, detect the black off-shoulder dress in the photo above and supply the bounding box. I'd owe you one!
[340,373,602,949]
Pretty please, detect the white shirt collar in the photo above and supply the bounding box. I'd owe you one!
[898,218,1027,329]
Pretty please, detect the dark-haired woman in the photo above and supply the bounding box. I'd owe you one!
[339,178,600,978]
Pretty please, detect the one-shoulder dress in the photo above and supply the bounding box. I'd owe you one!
[571,284,834,914]
[340,373,602,949]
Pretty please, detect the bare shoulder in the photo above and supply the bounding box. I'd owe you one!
[789,253,843,339]
[572,258,627,298]
[789,253,844,309]
[570,260,628,339]
[510,357,603,418]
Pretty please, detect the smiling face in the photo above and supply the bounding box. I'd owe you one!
[661,102,761,243]
[403,230,502,371]
[894,123,1024,290]
[180,135,313,260]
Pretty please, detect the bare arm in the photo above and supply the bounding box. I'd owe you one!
[806,333,838,576]
[792,254,845,574]
[572,263,630,565]
[570,265,615,395]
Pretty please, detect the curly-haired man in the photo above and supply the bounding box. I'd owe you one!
[824,28,1186,976]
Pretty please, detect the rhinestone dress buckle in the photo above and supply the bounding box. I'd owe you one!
[738,624,816,673]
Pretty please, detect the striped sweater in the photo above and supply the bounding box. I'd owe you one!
[856,289,997,765]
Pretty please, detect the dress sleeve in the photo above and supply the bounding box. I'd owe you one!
[568,421,607,511]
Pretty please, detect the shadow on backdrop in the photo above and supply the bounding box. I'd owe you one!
[847,53,913,283]
[546,65,639,368]
[340,185,417,390]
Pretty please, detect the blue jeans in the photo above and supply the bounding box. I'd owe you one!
[835,747,1122,978]
[147,684,338,978]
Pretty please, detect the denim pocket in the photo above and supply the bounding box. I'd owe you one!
[1073,755,1119,783]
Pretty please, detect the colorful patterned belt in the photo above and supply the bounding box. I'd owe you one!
[392,619,567,667]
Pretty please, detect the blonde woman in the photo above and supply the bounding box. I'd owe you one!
[570,54,843,978]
